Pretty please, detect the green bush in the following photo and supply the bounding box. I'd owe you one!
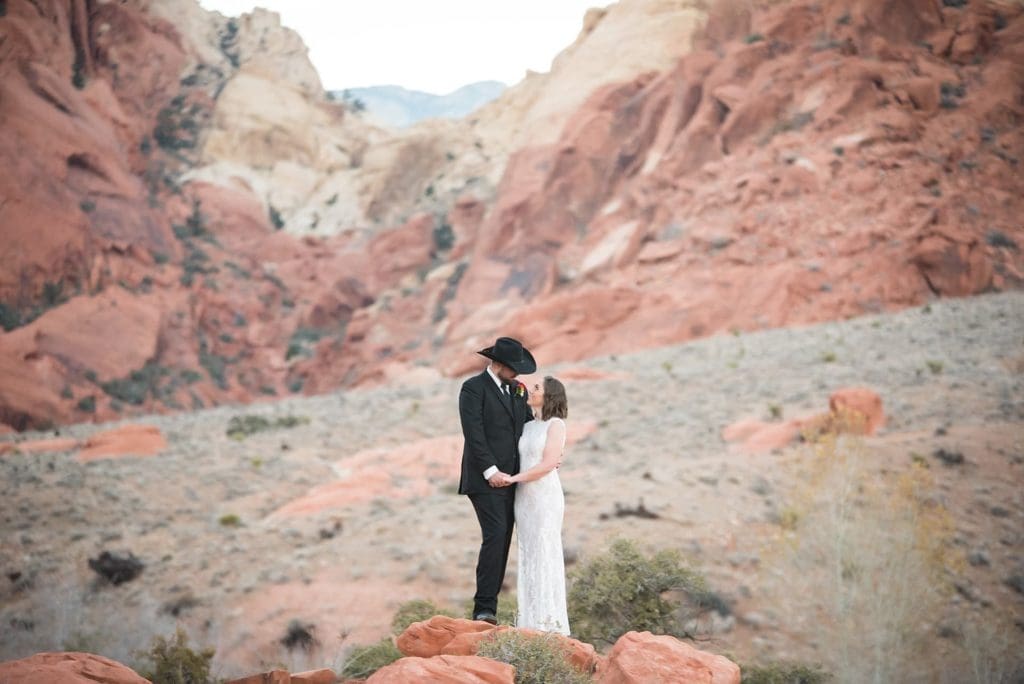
[100,363,168,406]
[391,599,458,635]
[477,631,590,684]
[76,396,96,413]
[136,627,215,684]
[741,661,832,683]
[341,637,402,679]
[218,514,241,527]
[567,538,706,647]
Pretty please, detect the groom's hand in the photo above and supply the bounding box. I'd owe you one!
[489,472,512,487]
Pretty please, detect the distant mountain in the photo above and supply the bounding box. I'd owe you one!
[330,81,506,128]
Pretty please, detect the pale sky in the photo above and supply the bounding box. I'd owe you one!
[197,0,605,94]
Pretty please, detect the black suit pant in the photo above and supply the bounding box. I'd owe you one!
[469,492,515,616]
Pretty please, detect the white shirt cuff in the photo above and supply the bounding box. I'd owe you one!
[483,466,499,480]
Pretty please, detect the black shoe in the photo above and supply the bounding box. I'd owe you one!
[473,611,497,625]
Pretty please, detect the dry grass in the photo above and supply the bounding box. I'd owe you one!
[766,430,957,682]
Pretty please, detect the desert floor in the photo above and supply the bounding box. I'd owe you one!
[1,291,1022,679]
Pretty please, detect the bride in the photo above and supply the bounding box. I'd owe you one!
[509,376,570,635]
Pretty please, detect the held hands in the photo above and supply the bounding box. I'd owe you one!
[488,471,515,487]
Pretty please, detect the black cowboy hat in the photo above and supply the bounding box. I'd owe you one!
[477,336,536,374]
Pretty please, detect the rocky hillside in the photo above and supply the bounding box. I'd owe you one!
[333,81,507,128]
[0,0,1022,432]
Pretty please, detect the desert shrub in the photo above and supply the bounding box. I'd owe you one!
[269,205,285,230]
[433,261,468,323]
[391,598,458,634]
[76,396,96,413]
[567,538,706,646]
[432,219,455,252]
[199,347,228,389]
[477,630,590,684]
[340,637,401,679]
[218,514,241,527]
[954,618,1024,684]
[286,327,325,360]
[767,432,956,682]
[226,414,309,439]
[741,661,832,683]
[280,619,318,653]
[100,363,169,406]
[136,627,215,684]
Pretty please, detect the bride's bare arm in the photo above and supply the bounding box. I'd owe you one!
[510,420,566,484]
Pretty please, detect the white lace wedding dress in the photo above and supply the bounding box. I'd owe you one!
[515,418,570,634]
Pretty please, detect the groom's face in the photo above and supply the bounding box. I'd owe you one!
[493,362,518,383]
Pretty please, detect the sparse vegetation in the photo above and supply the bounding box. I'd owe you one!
[769,431,956,682]
[940,81,966,109]
[926,360,944,374]
[391,599,457,635]
[477,631,591,684]
[136,628,215,684]
[286,327,325,361]
[268,205,285,230]
[280,619,318,653]
[432,219,455,252]
[741,661,832,683]
[154,95,204,151]
[567,538,706,647]
[340,637,401,679]
[76,396,96,413]
[219,18,240,68]
[218,514,241,527]
[986,230,1017,250]
[744,33,765,44]
[226,414,309,440]
[100,362,170,406]
[433,261,468,323]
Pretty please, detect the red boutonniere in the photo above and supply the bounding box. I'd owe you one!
[515,382,526,398]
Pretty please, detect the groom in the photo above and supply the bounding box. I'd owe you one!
[458,336,536,624]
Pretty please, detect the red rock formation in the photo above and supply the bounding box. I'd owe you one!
[1,0,1021,431]
[366,654,514,683]
[595,631,740,684]
[829,386,885,434]
[226,668,338,684]
[395,616,496,658]
[434,0,1024,371]
[0,651,149,684]
[723,386,885,453]
[77,424,167,462]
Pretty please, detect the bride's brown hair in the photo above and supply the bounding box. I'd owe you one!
[541,376,568,420]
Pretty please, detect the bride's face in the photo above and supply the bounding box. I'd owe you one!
[528,381,544,409]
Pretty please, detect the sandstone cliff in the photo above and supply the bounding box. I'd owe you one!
[1,0,1022,431]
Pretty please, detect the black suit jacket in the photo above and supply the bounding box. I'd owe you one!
[458,370,531,496]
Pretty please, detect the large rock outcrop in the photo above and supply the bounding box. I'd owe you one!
[0,652,149,684]
[1,0,1022,431]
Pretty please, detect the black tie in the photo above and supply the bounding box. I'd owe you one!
[501,384,512,410]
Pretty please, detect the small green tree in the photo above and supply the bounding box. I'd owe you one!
[136,627,214,684]
[567,538,706,647]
